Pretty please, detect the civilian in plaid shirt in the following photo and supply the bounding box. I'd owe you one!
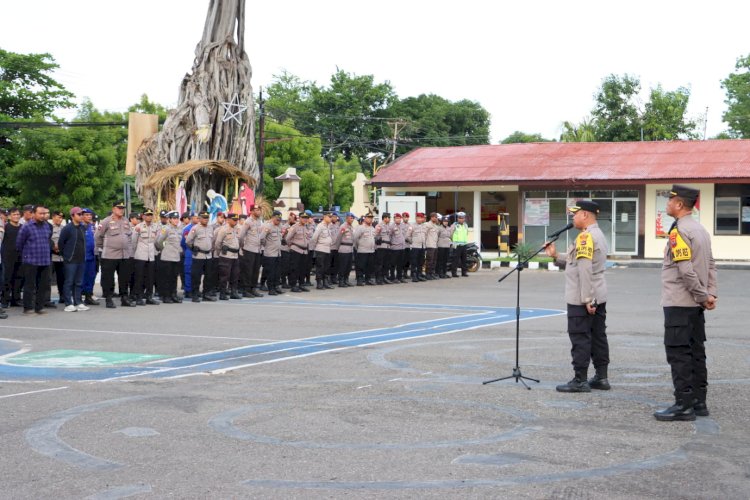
[16,205,52,314]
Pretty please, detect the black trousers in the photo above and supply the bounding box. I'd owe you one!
[390,249,405,279]
[262,255,280,289]
[133,259,156,299]
[425,248,438,275]
[191,258,213,295]
[437,247,450,276]
[328,250,338,280]
[452,244,467,275]
[218,257,239,291]
[100,258,133,299]
[52,261,65,302]
[664,306,707,398]
[356,252,375,282]
[240,251,261,291]
[158,260,180,298]
[289,251,307,287]
[567,303,609,375]
[279,251,291,284]
[22,264,50,312]
[337,252,353,281]
[304,252,314,283]
[315,252,331,283]
[3,259,22,304]
[410,248,426,278]
[374,248,391,282]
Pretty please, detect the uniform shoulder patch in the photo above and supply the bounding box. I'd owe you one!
[669,228,692,261]
[575,232,594,260]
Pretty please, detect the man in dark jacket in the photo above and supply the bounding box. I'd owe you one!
[58,207,89,312]
[1,207,22,308]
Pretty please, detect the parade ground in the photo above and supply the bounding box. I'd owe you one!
[0,267,748,499]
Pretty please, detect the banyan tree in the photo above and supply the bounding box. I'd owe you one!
[135,0,258,212]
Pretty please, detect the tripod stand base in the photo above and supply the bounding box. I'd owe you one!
[483,367,540,390]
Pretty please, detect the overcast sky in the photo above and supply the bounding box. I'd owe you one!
[3,0,748,142]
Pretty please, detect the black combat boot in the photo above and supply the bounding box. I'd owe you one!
[316,281,325,290]
[250,288,264,298]
[229,289,242,299]
[268,288,279,296]
[357,279,365,286]
[556,371,591,393]
[192,295,202,303]
[146,296,161,305]
[654,392,696,421]
[106,298,116,309]
[202,293,217,302]
[588,367,611,390]
[121,296,136,307]
[219,290,229,300]
[84,293,100,306]
[291,286,302,293]
[135,298,146,306]
[323,278,333,289]
[693,387,709,417]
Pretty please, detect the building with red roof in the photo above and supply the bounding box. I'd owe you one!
[371,140,750,259]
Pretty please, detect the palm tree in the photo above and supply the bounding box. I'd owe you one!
[560,118,597,142]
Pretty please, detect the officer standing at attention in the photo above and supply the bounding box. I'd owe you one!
[238,204,264,298]
[156,211,184,303]
[95,201,135,308]
[545,200,609,393]
[353,213,377,286]
[260,210,284,295]
[406,212,427,282]
[285,212,311,292]
[214,213,242,300]
[311,212,334,289]
[185,211,217,302]
[131,208,160,305]
[334,212,356,287]
[451,212,470,277]
[374,212,392,284]
[654,185,718,422]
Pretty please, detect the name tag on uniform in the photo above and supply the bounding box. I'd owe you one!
[669,228,691,261]
[575,232,594,260]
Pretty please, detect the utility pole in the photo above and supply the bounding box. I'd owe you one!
[328,131,334,210]
[703,106,709,140]
[385,119,407,164]
[257,87,265,194]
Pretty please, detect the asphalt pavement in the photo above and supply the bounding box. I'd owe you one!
[0,267,748,499]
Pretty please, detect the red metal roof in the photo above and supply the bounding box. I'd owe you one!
[371,140,750,186]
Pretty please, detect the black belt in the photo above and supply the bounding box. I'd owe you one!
[194,249,212,255]
[291,243,307,251]
[225,248,239,253]
[340,242,353,246]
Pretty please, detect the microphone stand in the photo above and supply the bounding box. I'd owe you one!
[483,231,565,389]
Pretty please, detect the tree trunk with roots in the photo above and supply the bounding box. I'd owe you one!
[135,0,257,210]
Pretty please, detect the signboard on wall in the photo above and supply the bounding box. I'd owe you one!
[524,199,549,225]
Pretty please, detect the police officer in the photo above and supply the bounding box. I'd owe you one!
[374,213,392,284]
[80,208,100,305]
[334,212,356,287]
[279,212,295,288]
[311,212,334,289]
[451,212,470,277]
[185,211,217,302]
[156,211,184,303]
[654,185,718,422]
[353,213,376,286]
[389,213,407,283]
[132,208,160,305]
[437,214,454,278]
[545,200,609,393]
[214,213,242,300]
[406,212,427,282]
[261,210,284,295]
[238,204,264,298]
[286,212,311,292]
[95,201,135,308]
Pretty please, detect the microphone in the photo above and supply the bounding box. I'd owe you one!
[547,222,574,240]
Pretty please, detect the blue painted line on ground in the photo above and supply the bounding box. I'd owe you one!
[0,301,563,381]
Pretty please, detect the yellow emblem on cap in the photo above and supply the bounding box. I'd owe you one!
[575,232,594,260]
[669,227,691,261]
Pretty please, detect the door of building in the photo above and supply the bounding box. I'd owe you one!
[613,199,638,254]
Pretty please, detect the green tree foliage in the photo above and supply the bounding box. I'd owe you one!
[0,49,75,119]
[721,54,750,138]
[641,85,697,140]
[263,70,313,127]
[591,74,642,141]
[128,93,169,122]
[7,124,122,213]
[391,94,490,151]
[560,118,597,142]
[501,131,552,144]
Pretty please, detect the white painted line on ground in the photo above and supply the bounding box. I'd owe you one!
[0,325,264,341]
[0,386,69,399]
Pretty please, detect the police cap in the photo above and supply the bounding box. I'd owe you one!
[568,200,600,215]
[669,184,700,205]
